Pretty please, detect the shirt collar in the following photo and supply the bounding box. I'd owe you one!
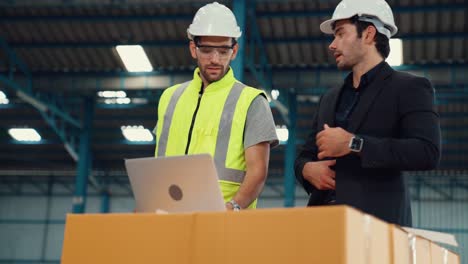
[192,66,236,93]
[344,60,386,90]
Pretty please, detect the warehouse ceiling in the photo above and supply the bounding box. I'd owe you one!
[0,0,467,192]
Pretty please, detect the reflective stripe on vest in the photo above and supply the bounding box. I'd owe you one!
[156,81,191,157]
[158,81,247,184]
[213,82,245,183]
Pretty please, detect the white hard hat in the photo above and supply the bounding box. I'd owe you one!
[187,2,242,40]
[320,0,398,39]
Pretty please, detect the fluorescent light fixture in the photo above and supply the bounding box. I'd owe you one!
[8,128,42,142]
[276,125,289,142]
[0,91,8,104]
[116,98,131,104]
[387,39,403,66]
[97,91,127,98]
[271,89,280,100]
[121,125,154,142]
[104,98,131,104]
[116,45,153,72]
[131,98,149,104]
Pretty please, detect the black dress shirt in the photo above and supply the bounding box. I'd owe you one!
[335,61,386,129]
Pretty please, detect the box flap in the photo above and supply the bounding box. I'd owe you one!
[402,227,458,247]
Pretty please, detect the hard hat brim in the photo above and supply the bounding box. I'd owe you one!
[187,29,242,40]
[320,17,398,37]
[319,19,337,35]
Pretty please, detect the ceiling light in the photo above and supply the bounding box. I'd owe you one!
[121,125,154,142]
[8,128,42,142]
[104,98,131,104]
[116,45,153,72]
[271,89,280,100]
[276,125,289,143]
[97,91,127,98]
[0,91,8,104]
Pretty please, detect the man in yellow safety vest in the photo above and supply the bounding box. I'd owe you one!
[154,2,278,211]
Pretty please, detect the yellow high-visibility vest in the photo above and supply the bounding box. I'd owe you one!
[155,67,265,208]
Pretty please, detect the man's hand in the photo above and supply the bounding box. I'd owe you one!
[302,160,336,190]
[316,124,353,160]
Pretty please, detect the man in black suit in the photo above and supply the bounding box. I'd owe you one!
[294,0,441,226]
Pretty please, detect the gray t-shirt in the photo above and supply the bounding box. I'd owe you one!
[244,95,279,149]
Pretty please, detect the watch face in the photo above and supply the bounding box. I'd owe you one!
[351,137,363,152]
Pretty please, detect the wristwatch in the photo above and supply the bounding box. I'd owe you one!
[227,199,241,211]
[349,135,364,153]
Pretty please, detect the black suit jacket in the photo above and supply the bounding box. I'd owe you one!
[294,62,441,226]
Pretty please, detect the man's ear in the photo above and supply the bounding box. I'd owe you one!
[230,43,239,61]
[189,41,197,59]
[364,26,377,44]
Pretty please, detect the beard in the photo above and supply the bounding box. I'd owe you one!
[334,53,352,71]
[198,63,227,84]
[336,61,353,71]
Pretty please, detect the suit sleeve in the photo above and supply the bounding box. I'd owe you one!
[294,97,321,194]
[360,77,441,170]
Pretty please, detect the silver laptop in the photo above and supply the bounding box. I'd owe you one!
[125,154,226,213]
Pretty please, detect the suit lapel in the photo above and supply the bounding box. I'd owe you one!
[321,86,342,127]
[347,62,394,133]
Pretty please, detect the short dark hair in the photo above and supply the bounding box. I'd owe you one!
[193,36,237,46]
[333,15,390,58]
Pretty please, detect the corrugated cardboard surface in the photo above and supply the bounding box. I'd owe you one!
[191,211,226,263]
[447,250,461,264]
[389,224,410,264]
[61,213,194,264]
[60,206,390,264]
[413,236,432,264]
[367,214,390,264]
[431,242,461,264]
[403,227,458,247]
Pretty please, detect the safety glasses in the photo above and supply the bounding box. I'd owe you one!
[195,44,234,59]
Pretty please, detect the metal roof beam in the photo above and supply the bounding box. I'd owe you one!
[1,39,81,128]
[0,37,82,160]
[231,0,247,82]
[256,4,468,18]
[9,33,467,49]
[3,63,465,77]
[244,0,289,125]
[10,40,187,49]
[0,14,192,22]
[270,63,468,72]
[0,0,218,9]
[0,3,465,22]
[263,33,468,44]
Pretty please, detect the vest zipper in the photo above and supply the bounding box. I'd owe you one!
[185,86,204,154]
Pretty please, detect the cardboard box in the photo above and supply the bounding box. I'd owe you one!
[431,242,460,264]
[61,213,194,264]
[389,224,410,264]
[61,206,390,264]
[447,249,461,264]
[411,235,432,264]
[194,207,390,264]
[191,211,226,263]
